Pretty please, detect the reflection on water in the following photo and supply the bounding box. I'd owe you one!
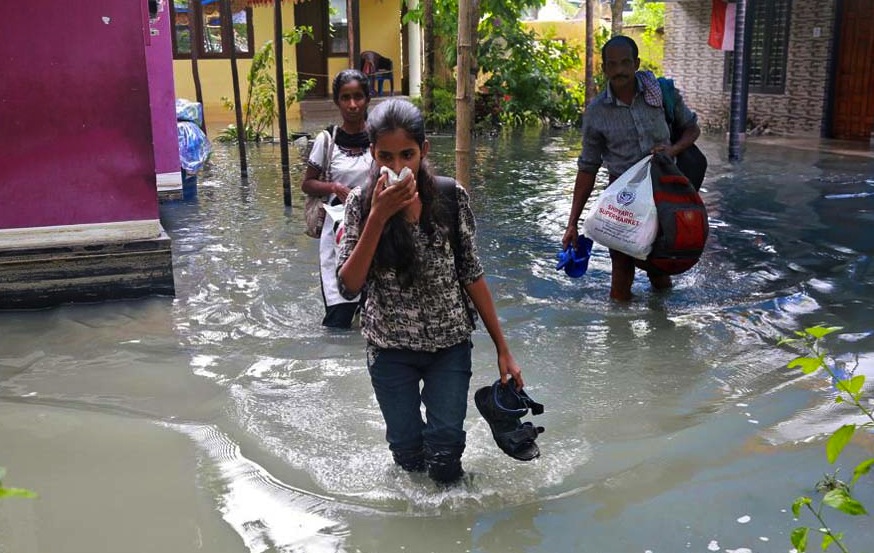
[1,132,874,553]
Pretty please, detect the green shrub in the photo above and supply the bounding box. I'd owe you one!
[217,27,315,143]
[779,325,873,553]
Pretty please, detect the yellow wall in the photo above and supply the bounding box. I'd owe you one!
[521,20,664,81]
[524,20,589,81]
[359,1,402,89]
[173,5,297,124]
[172,1,403,127]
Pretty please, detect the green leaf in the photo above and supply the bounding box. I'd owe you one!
[792,496,812,517]
[821,533,835,551]
[851,458,874,485]
[788,356,824,375]
[778,337,799,346]
[0,487,38,499]
[826,425,855,464]
[805,326,842,339]
[822,488,867,515]
[835,375,865,396]
[791,526,809,552]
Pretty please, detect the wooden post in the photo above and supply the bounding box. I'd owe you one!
[221,0,247,176]
[189,0,206,132]
[346,0,356,69]
[454,0,474,188]
[274,0,292,205]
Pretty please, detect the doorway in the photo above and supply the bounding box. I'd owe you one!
[831,0,874,140]
[294,0,328,98]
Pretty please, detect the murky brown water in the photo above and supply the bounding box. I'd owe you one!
[2,131,873,553]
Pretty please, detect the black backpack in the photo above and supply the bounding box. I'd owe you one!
[658,77,707,191]
[635,154,709,276]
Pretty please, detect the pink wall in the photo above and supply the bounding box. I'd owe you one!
[147,1,182,175]
[0,0,159,230]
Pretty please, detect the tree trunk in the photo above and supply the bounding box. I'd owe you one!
[611,0,626,36]
[454,0,475,188]
[585,0,595,107]
[421,0,434,115]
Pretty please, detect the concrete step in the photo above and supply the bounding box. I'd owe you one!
[0,232,175,309]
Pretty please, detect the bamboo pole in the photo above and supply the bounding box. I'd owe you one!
[454,0,473,188]
[422,0,434,116]
[274,0,292,205]
[585,0,594,107]
[221,0,248,177]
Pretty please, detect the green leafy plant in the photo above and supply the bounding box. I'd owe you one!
[478,21,584,127]
[217,27,315,143]
[407,0,585,128]
[0,467,37,499]
[779,325,873,552]
[413,85,458,133]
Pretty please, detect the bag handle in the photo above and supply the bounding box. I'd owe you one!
[321,126,338,183]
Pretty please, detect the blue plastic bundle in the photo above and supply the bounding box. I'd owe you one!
[175,98,204,126]
[177,121,211,173]
[555,235,593,278]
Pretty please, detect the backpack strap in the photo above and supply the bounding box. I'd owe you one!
[659,76,689,145]
[657,77,677,129]
[433,176,477,328]
[433,176,460,252]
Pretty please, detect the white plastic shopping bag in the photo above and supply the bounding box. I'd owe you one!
[582,154,658,260]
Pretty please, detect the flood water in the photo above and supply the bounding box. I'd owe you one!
[2,130,874,553]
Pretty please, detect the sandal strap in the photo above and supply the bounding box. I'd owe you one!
[504,422,544,449]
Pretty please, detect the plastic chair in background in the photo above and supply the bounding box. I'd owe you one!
[359,50,394,96]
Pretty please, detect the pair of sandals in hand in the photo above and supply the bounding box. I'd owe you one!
[474,378,545,461]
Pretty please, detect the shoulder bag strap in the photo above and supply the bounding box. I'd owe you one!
[321,126,338,182]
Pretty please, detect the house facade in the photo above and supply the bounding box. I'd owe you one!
[0,0,176,308]
[664,0,873,141]
[169,0,412,126]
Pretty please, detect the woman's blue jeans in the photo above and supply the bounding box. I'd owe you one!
[367,340,472,484]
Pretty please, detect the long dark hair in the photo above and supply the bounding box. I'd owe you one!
[361,99,451,286]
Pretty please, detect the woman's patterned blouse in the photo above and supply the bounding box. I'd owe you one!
[337,181,484,352]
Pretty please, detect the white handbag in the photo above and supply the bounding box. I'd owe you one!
[582,155,659,260]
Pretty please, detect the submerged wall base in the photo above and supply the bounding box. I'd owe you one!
[0,231,175,309]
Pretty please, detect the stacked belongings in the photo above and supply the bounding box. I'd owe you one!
[475,378,545,461]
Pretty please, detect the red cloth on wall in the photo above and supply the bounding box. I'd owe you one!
[708,0,736,51]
